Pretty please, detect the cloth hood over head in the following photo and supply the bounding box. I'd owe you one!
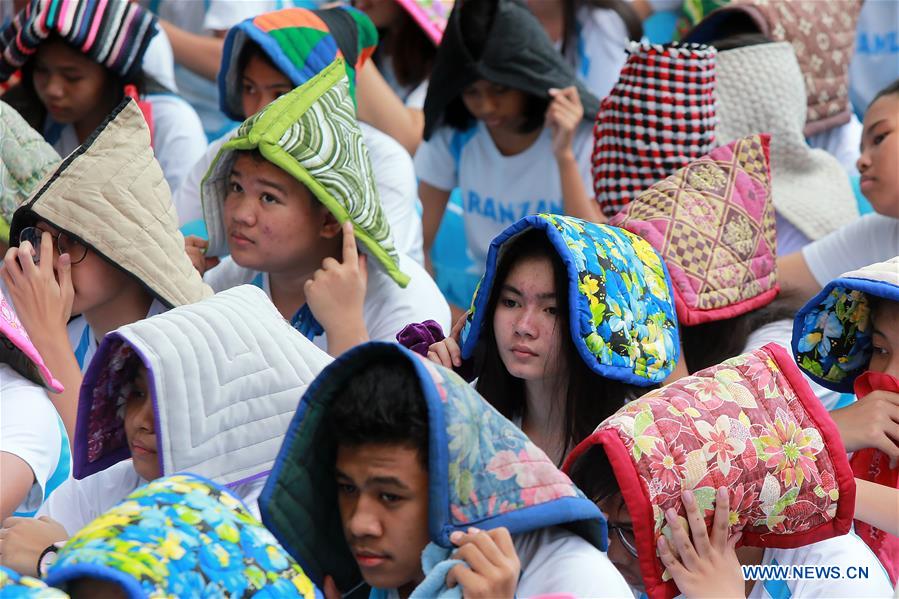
[260,341,607,596]
[203,59,408,287]
[564,343,855,599]
[9,98,212,309]
[218,5,378,121]
[422,0,600,140]
[460,214,680,386]
[72,285,333,487]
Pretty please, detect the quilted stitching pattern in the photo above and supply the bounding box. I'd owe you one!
[47,474,321,598]
[460,214,680,385]
[74,285,334,484]
[0,101,59,239]
[714,42,858,241]
[793,256,899,392]
[611,135,777,326]
[0,288,62,392]
[566,344,854,599]
[10,99,212,309]
[261,342,605,593]
[592,42,718,218]
[204,60,408,287]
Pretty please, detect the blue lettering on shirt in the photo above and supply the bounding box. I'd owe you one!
[857,32,899,55]
[466,192,563,223]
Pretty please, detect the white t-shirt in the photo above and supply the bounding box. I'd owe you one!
[414,121,594,274]
[67,299,169,373]
[38,459,267,536]
[47,94,207,195]
[746,533,893,598]
[175,123,425,264]
[514,526,633,598]
[801,213,899,287]
[806,115,863,176]
[567,6,631,101]
[776,212,813,256]
[0,364,63,514]
[742,320,842,411]
[203,251,451,351]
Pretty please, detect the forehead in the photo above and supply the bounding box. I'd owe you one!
[864,94,899,129]
[872,298,899,333]
[598,493,631,523]
[241,53,291,86]
[504,255,555,289]
[34,38,96,66]
[335,444,428,484]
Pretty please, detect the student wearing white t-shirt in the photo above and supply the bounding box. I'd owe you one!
[416,0,603,312]
[779,79,899,306]
[194,77,450,357]
[527,0,643,100]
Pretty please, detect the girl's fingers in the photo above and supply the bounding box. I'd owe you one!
[657,535,686,576]
[682,490,713,557]
[444,336,462,367]
[710,487,731,550]
[665,507,701,571]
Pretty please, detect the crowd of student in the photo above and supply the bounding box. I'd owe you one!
[0,0,897,597]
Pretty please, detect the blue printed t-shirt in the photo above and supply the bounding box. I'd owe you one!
[414,121,593,274]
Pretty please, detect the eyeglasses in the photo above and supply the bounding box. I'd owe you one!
[608,522,639,558]
[19,226,89,265]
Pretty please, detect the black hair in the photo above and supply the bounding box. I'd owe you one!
[709,31,772,52]
[568,444,620,504]
[473,228,648,465]
[870,78,899,109]
[328,356,430,467]
[237,39,281,82]
[375,8,437,90]
[15,33,144,135]
[442,0,549,134]
[680,299,796,374]
[560,0,642,61]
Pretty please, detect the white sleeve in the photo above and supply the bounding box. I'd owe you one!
[413,127,459,192]
[36,477,93,536]
[147,95,209,195]
[801,214,899,286]
[806,115,862,175]
[203,0,276,30]
[0,376,61,513]
[360,124,424,264]
[574,121,595,190]
[173,136,226,226]
[405,80,428,110]
[515,527,634,598]
[203,257,258,292]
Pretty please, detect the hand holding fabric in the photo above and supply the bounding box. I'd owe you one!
[446,527,520,599]
[657,487,745,599]
[184,235,219,275]
[831,390,899,467]
[546,87,584,161]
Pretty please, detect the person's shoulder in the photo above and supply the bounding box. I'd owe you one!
[204,257,260,292]
[576,3,629,39]
[513,526,632,598]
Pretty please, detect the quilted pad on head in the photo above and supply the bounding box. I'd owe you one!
[610,134,777,326]
[460,214,680,386]
[593,42,717,218]
[564,343,855,599]
[74,285,334,484]
[793,256,899,392]
[46,474,321,599]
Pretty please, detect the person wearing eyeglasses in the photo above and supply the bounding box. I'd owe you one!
[0,96,211,455]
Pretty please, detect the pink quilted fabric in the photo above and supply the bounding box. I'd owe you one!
[0,290,62,392]
[564,343,855,599]
[610,134,778,326]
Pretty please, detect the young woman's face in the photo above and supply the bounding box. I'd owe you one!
[336,443,431,595]
[223,154,329,276]
[461,80,530,134]
[32,38,112,129]
[492,255,563,382]
[354,0,403,28]
[598,492,644,590]
[870,300,899,378]
[122,365,160,481]
[29,221,129,316]
[857,94,899,218]
[240,54,293,119]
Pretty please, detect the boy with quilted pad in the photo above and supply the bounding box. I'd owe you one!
[565,343,892,599]
[176,5,425,264]
[199,60,450,358]
[0,285,333,578]
[260,341,632,598]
